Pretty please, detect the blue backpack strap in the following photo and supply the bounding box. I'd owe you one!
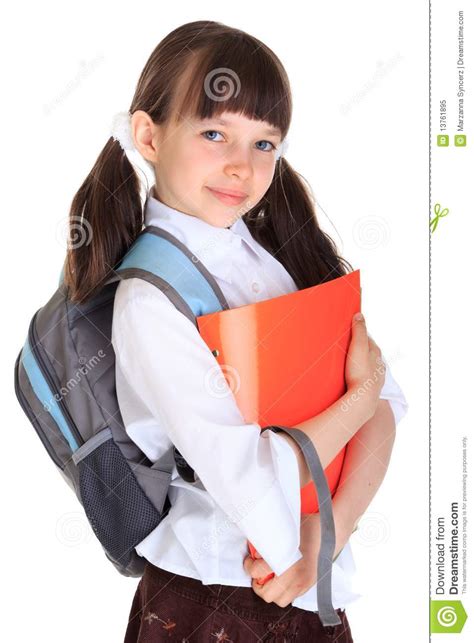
[112,225,230,326]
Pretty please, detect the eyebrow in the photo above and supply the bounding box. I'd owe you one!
[201,117,282,137]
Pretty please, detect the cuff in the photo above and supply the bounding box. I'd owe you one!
[380,396,409,425]
[235,470,303,576]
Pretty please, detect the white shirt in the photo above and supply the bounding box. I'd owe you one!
[111,188,409,612]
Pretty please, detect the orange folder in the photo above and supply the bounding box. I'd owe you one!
[196,269,361,572]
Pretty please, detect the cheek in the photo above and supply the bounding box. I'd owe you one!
[254,159,276,192]
[164,144,202,183]
[179,140,220,174]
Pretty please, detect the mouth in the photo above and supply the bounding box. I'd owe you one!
[206,186,248,205]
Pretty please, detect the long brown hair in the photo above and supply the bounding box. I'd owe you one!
[64,20,353,304]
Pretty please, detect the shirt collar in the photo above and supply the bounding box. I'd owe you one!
[143,187,262,284]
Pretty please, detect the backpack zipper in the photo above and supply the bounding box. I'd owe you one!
[28,309,84,451]
[14,349,65,470]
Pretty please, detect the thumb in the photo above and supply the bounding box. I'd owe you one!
[351,312,368,347]
[352,312,367,334]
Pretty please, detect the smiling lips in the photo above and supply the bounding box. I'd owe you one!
[206,186,248,205]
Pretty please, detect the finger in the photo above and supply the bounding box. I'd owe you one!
[367,335,380,352]
[251,577,276,602]
[367,331,382,355]
[243,556,273,581]
[352,313,369,346]
[249,559,276,584]
[367,335,380,353]
[256,572,275,585]
[369,341,383,363]
[353,312,366,328]
[243,555,253,575]
[251,577,266,596]
[243,555,266,579]
[253,559,273,578]
[251,578,291,608]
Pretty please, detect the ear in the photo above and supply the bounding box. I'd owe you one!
[130,110,162,164]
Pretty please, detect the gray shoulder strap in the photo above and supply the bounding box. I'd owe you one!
[261,425,342,628]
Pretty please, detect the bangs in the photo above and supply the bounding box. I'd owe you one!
[170,39,292,138]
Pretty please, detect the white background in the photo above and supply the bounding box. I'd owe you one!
[1,1,426,640]
[430,1,472,640]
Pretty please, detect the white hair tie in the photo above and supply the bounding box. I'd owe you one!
[275,137,289,161]
[110,111,136,151]
[109,111,155,203]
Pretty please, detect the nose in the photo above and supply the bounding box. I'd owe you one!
[222,142,252,180]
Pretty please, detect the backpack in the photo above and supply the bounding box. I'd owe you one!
[13,224,342,628]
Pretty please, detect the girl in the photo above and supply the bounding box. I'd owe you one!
[63,20,408,642]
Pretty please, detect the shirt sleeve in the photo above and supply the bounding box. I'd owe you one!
[112,278,303,577]
[378,353,409,425]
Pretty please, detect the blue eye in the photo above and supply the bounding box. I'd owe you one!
[201,130,276,152]
[255,140,276,152]
[202,130,224,141]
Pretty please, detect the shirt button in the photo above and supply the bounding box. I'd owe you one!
[251,281,261,293]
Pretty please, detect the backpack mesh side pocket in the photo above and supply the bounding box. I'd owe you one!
[74,428,171,569]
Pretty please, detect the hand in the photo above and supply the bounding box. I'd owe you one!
[243,548,317,608]
[243,514,321,608]
[345,313,386,414]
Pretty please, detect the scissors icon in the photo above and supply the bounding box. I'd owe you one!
[430,203,449,233]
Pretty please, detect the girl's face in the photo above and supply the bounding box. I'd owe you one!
[150,110,283,227]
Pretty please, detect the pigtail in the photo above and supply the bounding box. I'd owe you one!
[63,137,144,305]
[245,158,354,290]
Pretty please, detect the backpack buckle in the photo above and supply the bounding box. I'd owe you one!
[173,446,197,483]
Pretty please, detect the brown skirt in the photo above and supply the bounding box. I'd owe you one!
[123,560,353,642]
